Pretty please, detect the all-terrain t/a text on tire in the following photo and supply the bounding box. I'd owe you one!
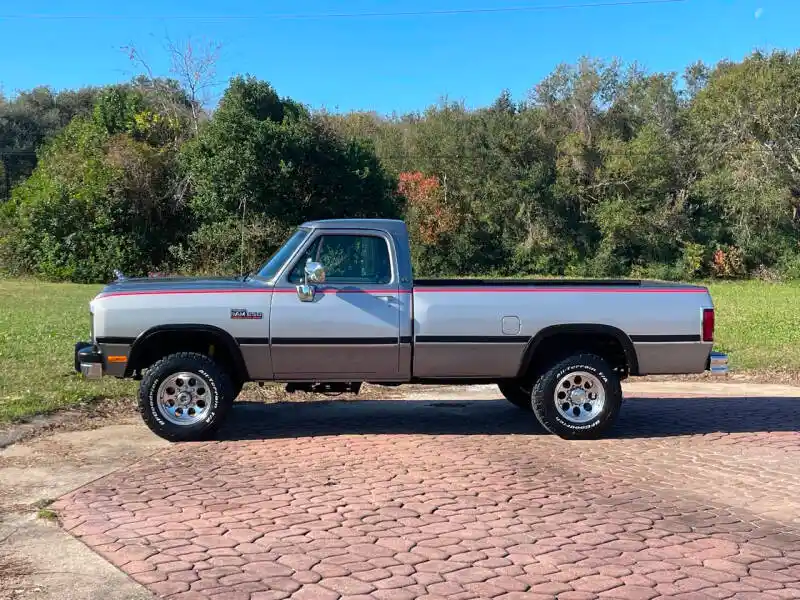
[138,352,235,442]
[532,353,622,439]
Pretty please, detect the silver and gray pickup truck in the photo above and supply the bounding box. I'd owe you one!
[74,218,728,441]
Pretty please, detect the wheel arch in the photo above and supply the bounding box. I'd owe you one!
[516,324,639,379]
[126,324,249,383]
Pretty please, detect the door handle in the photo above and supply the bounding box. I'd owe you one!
[376,295,397,303]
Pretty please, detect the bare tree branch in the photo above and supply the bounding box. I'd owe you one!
[164,35,222,134]
[121,35,222,138]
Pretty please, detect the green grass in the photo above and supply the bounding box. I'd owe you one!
[0,279,135,423]
[0,278,797,423]
[36,508,58,521]
[707,281,800,372]
[34,498,57,520]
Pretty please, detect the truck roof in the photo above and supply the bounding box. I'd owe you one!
[300,218,408,235]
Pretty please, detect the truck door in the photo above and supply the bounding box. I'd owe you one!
[269,229,402,380]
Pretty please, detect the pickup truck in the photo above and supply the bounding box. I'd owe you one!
[75,218,728,442]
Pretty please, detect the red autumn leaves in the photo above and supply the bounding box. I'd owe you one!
[398,171,459,244]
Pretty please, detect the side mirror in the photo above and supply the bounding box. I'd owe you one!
[304,260,326,284]
[296,260,325,302]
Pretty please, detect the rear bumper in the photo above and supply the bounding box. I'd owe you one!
[74,341,103,380]
[708,351,729,374]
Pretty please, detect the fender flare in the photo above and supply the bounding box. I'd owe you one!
[516,323,639,378]
[126,324,249,381]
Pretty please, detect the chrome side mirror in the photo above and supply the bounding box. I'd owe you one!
[304,260,326,284]
[296,284,315,302]
[296,260,325,302]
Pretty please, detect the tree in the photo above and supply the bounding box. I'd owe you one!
[1,117,189,281]
[689,50,800,268]
[177,76,401,274]
[0,86,99,194]
[398,171,459,244]
[121,36,218,140]
[5,51,800,282]
[164,36,222,134]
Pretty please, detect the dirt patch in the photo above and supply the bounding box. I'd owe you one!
[0,553,32,580]
[0,397,140,450]
[0,554,35,600]
[0,555,34,600]
[237,381,422,403]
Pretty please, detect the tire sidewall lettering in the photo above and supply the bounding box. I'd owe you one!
[533,353,621,438]
[554,415,601,431]
[147,379,166,427]
[140,356,230,439]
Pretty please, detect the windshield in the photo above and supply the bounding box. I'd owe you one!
[254,228,311,281]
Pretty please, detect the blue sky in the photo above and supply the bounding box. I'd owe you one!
[0,0,795,115]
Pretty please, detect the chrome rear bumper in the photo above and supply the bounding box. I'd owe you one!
[709,351,729,374]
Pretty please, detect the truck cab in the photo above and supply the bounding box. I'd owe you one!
[257,219,414,382]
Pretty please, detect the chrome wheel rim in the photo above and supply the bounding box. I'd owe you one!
[554,371,605,424]
[156,371,212,426]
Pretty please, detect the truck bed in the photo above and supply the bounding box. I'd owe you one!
[409,277,712,378]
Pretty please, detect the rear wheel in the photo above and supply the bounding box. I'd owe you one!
[497,381,532,411]
[532,353,622,439]
[138,352,235,442]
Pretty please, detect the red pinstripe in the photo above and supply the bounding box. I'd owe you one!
[97,286,706,299]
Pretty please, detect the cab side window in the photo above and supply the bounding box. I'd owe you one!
[288,234,392,285]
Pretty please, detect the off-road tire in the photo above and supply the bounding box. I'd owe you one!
[138,352,235,442]
[497,381,533,411]
[532,353,622,439]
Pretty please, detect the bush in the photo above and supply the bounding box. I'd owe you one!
[776,252,800,280]
[0,118,189,282]
[711,245,747,279]
[168,217,291,276]
[629,262,686,282]
[751,264,783,282]
[681,242,707,279]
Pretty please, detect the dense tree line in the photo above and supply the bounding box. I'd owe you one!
[2,49,799,283]
[0,76,399,281]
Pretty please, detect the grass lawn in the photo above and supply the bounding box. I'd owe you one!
[0,278,797,423]
[707,281,800,372]
[0,279,135,422]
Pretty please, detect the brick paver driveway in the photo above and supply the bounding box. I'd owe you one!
[54,389,800,600]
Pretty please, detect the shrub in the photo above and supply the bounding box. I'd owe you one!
[776,252,800,280]
[711,245,747,278]
[0,119,188,282]
[680,242,707,279]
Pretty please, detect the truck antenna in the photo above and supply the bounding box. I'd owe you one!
[239,196,247,277]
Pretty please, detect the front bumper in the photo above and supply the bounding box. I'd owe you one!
[74,341,103,380]
[708,351,729,374]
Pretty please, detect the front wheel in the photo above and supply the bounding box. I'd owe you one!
[532,353,622,439]
[138,352,235,442]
